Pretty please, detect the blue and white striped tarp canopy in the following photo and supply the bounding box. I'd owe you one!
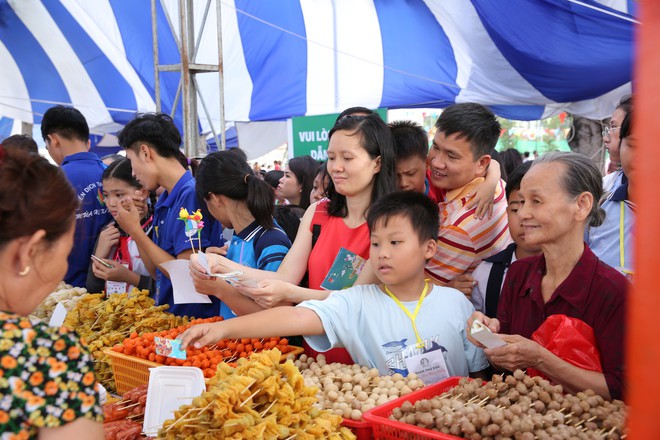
[0,0,635,135]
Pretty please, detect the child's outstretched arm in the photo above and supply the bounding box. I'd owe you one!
[465,159,501,219]
[178,306,324,350]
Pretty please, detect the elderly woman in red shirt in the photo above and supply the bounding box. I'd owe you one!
[468,152,627,400]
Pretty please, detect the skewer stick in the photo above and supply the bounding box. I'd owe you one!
[116,402,141,410]
[200,399,215,413]
[183,424,210,429]
[165,407,197,432]
[241,378,257,394]
[239,388,262,407]
[260,399,278,417]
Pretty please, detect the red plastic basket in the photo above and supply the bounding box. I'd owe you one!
[362,377,464,440]
[342,417,373,440]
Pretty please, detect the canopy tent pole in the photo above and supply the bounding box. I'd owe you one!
[216,0,226,151]
[151,0,161,113]
[178,0,199,158]
[152,0,225,157]
[627,0,660,438]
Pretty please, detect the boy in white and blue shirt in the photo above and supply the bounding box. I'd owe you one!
[179,191,488,382]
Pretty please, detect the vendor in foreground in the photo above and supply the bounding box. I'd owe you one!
[0,147,103,439]
[181,192,488,381]
[468,152,627,400]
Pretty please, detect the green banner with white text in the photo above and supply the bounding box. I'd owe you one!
[288,109,387,160]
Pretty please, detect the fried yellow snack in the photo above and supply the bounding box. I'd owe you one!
[62,289,190,392]
[158,349,355,439]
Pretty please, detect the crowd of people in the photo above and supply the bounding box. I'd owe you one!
[0,99,633,437]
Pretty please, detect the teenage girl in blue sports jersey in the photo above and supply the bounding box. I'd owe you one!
[190,151,292,318]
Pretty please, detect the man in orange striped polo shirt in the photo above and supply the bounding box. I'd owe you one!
[425,103,512,286]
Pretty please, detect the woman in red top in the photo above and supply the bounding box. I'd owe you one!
[205,113,397,359]
[467,152,627,400]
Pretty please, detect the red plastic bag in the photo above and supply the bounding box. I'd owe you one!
[527,314,602,379]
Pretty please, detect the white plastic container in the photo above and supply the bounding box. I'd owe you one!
[142,366,205,436]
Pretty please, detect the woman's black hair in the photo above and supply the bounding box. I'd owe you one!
[264,170,284,189]
[102,158,142,189]
[196,151,275,229]
[273,205,305,243]
[325,113,397,217]
[286,155,318,209]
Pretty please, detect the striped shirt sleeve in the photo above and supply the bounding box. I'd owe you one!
[426,224,477,284]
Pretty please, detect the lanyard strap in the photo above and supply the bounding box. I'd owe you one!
[619,201,625,269]
[385,282,429,348]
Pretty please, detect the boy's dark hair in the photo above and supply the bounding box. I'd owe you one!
[367,191,439,243]
[41,105,89,143]
[434,103,501,160]
[1,134,38,154]
[326,113,397,218]
[117,113,181,158]
[500,148,523,181]
[620,109,632,142]
[389,120,429,162]
[505,161,533,201]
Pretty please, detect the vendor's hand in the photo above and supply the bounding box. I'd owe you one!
[206,243,229,256]
[96,224,120,258]
[466,180,496,220]
[178,323,224,350]
[485,334,543,371]
[92,258,130,283]
[466,312,501,348]
[237,279,293,308]
[447,274,476,298]
[114,198,142,236]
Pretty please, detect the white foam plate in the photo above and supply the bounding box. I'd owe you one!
[142,366,206,436]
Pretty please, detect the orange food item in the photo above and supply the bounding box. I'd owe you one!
[113,316,296,372]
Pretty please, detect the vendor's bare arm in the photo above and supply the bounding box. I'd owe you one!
[535,348,611,400]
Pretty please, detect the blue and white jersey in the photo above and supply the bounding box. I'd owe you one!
[221,221,291,319]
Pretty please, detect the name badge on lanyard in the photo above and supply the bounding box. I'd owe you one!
[404,347,450,385]
[105,263,129,296]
